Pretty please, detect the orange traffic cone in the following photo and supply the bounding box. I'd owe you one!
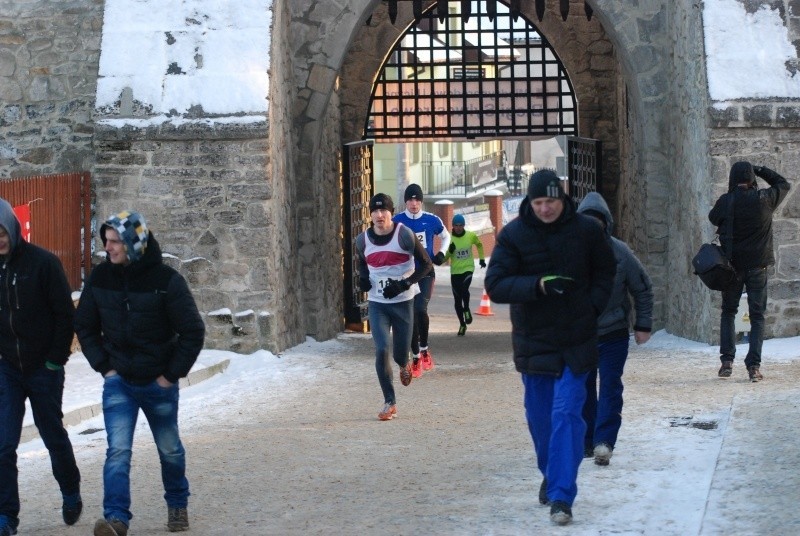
[476,290,494,316]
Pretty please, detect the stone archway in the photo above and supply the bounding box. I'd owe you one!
[285,0,717,342]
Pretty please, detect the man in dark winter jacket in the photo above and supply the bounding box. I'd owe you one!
[709,162,789,382]
[0,198,82,536]
[577,192,653,467]
[485,171,615,526]
[74,211,205,536]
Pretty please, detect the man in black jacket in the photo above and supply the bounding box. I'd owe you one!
[0,198,82,536]
[709,162,790,382]
[485,171,615,526]
[75,211,205,536]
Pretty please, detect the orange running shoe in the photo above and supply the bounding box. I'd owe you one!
[378,403,397,421]
[411,356,423,378]
[420,349,434,371]
[400,362,413,386]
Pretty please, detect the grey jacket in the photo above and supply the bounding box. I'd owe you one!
[577,192,653,340]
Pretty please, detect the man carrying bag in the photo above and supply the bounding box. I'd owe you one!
[707,161,789,381]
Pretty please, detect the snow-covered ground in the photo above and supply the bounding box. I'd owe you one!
[16,328,800,534]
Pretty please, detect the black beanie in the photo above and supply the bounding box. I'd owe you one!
[404,183,423,202]
[527,169,564,199]
[369,193,394,213]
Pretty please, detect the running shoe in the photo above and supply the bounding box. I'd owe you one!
[457,324,467,336]
[411,356,423,378]
[420,349,434,371]
[378,403,397,421]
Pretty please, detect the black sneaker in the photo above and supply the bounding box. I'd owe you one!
[550,501,573,525]
[748,366,763,382]
[62,499,83,525]
[464,309,473,324]
[167,507,189,532]
[538,478,549,505]
[457,324,467,336]
[718,360,733,378]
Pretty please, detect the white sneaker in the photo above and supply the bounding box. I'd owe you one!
[594,443,613,466]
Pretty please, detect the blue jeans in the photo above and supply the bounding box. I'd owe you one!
[102,374,189,524]
[0,360,80,529]
[369,299,414,405]
[411,274,434,354]
[720,267,767,368]
[583,337,629,451]
[522,365,588,507]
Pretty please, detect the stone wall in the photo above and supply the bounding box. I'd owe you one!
[663,0,718,343]
[0,0,102,177]
[92,122,286,353]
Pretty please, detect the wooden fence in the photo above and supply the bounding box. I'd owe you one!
[0,172,92,291]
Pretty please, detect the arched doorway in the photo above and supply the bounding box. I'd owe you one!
[288,0,676,342]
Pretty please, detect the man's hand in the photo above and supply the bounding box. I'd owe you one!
[448,243,456,254]
[479,259,486,269]
[634,331,651,345]
[359,277,372,292]
[382,278,410,299]
[538,275,575,296]
[156,375,174,388]
[433,252,446,265]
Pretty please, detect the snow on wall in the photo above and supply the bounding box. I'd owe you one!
[704,0,800,101]
[96,0,272,119]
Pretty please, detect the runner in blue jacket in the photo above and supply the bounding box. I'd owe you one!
[392,184,450,376]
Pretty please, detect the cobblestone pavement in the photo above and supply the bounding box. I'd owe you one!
[14,307,800,535]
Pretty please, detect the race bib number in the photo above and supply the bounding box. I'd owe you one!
[455,249,469,259]
[415,232,428,249]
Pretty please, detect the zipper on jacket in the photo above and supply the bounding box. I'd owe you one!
[1,263,22,370]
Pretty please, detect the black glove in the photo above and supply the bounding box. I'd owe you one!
[359,277,371,292]
[448,242,456,254]
[539,275,575,296]
[433,252,446,266]
[382,278,410,299]
[479,259,486,269]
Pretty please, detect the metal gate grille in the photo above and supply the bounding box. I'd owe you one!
[0,172,92,290]
[567,136,601,204]
[342,141,374,325]
[366,1,577,141]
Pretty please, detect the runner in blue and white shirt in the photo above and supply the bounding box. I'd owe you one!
[392,183,450,376]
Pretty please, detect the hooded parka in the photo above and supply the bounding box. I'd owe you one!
[577,192,653,341]
[709,163,790,271]
[74,231,205,384]
[0,199,75,372]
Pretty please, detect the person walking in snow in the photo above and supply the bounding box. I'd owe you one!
[443,213,486,336]
[485,170,615,526]
[709,162,789,382]
[356,194,432,421]
[393,183,450,377]
[74,211,205,536]
[0,198,83,536]
[577,192,653,467]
